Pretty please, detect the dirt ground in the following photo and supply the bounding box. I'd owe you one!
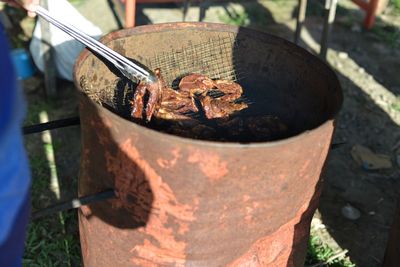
[7,0,400,266]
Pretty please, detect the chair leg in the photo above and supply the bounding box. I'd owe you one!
[40,0,57,97]
[294,0,307,45]
[125,0,136,28]
[320,0,337,60]
[182,0,191,21]
[364,0,379,29]
[199,0,210,22]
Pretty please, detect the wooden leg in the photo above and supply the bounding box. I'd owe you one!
[364,0,379,29]
[125,0,136,28]
[294,0,307,45]
[320,0,337,60]
[182,0,191,21]
[40,0,57,97]
[199,0,209,22]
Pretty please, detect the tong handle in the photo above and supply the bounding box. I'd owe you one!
[34,5,156,83]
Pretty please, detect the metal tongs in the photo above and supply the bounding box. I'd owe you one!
[33,5,157,84]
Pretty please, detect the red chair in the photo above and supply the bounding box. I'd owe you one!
[122,0,184,28]
[119,0,338,60]
[352,0,388,29]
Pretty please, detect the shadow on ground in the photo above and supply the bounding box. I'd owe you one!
[301,4,400,266]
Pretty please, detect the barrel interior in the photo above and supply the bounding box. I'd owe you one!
[75,25,342,143]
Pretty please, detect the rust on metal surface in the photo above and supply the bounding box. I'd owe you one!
[74,22,342,266]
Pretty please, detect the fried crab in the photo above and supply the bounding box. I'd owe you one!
[130,69,248,121]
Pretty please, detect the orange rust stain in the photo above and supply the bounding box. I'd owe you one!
[188,150,228,181]
[80,205,92,217]
[219,211,227,221]
[193,197,200,206]
[81,148,90,170]
[79,215,90,261]
[244,206,254,222]
[156,148,181,169]
[103,116,112,128]
[277,174,286,181]
[245,207,253,214]
[299,160,311,177]
[228,191,317,267]
[131,239,185,266]
[244,215,253,222]
[104,140,197,265]
[218,205,229,228]
[178,222,190,235]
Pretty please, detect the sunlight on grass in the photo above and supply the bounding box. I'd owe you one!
[39,111,60,199]
[391,97,400,112]
[305,216,355,267]
[218,5,250,27]
[23,104,81,266]
[291,22,400,124]
[306,235,355,267]
[370,24,400,48]
[391,0,400,10]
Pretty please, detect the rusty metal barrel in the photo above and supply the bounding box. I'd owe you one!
[74,22,342,266]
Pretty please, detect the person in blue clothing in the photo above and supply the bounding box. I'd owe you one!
[0,1,37,266]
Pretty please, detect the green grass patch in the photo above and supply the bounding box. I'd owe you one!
[24,102,54,126]
[23,211,80,267]
[68,0,85,7]
[370,23,400,48]
[305,235,355,267]
[218,8,250,26]
[23,99,81,266]
[391,97,400,112]
[25,147,81,266]
[391,0,400,10]
[25,139,81,266]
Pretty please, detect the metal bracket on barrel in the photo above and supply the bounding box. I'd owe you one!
[31,189,116,220]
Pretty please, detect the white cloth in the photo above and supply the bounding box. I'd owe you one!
[30,0,102,81]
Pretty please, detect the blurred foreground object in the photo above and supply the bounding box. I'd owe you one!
[11,48,35,79]
[0,22,31,267]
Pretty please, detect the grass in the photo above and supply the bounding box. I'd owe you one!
[68,0,85,7]
[391,97,400,112]
[23,101,81,267]
[24,154,81,266]
[370,23,400,48]
[217,3,274,28]
[218,6,250,27]
[391,0,400,10]
[305,235,355,267]
[23,213,80,267]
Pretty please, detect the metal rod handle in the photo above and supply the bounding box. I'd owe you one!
[23,117,80,135]
[31,189,116,220]
[34,5,154,83]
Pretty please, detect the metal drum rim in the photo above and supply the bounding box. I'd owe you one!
[73,22,343,149]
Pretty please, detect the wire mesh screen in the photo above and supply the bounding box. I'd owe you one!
[79,34,245,117]
[146,34,240,89]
